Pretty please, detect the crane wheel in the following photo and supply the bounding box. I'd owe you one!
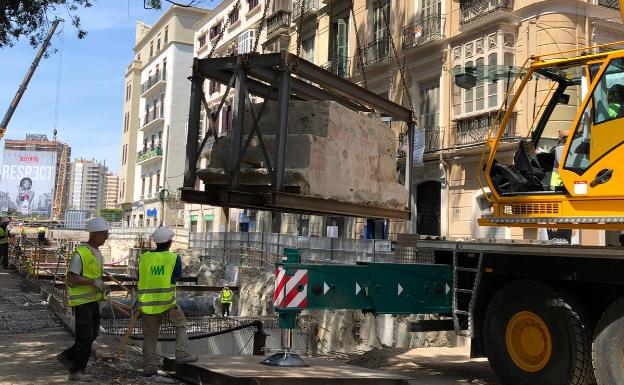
[483,280,593,385]
[592,297,624,385]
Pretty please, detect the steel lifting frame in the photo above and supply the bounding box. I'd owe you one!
[182,51,416,220]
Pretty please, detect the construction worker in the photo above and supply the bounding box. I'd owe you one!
[37,225,46,245]
[0,217,9,269]
[220,285,233,317]
[139,226,197,377]
[57,217,109,382]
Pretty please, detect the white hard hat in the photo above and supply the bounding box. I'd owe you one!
[85,217,110,233]
[152,226,175,244]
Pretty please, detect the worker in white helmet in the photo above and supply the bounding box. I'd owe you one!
[138,226,197,377]
[57,217,110,382]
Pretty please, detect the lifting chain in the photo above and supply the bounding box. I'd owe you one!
[252,0,272,53]
[375,0,415,118]
[350,0,367,88]
[295,0,306,59]
[208,0,242,58]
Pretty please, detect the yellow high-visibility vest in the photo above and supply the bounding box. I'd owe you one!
[221,289,233,304]
[138,251,177,314]
[0,227,7,245]
[67,246,103,307]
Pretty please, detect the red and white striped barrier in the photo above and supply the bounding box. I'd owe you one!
[273,267,308,309]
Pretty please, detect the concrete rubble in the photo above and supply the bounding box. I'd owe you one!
[199,100,408,209]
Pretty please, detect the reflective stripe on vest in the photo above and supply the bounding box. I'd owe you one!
[67,245,103,307]
[138,251,177,314]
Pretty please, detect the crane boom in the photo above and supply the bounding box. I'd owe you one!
[0,19,62,138]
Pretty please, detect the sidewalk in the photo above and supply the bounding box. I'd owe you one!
[0,270,176,385]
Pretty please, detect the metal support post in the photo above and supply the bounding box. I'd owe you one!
[183,58,203,189]
[407,121,417,234]
[229,61,247,190]
[273,68,291,191]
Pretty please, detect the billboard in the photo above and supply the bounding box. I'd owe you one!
[0,150,57,217]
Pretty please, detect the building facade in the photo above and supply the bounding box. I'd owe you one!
[105,172,119,209]
[118,5,210,227]
[68,159,108,213]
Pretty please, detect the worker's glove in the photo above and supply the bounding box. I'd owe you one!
[93,278,105,292]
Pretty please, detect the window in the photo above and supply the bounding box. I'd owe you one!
[238,30,256,54]
[209,22,222,40]
[209,80,219,94]
[164,26,169,43]
[301,36,315,62]
[148,173,153,194]
[229,9,239,24]
[150,41,154,58]
[157,36,161,51]
[156,171,161,189]
[160,94,165,117]
[162,58,167,79]
[331,16,349,71]
[141,178,146,196]
[125,83,132,101]
[198,34,207,48]
[248,0,259,9]
[222,104,233,134]
[123,112,129,133]
[419,80,440,129]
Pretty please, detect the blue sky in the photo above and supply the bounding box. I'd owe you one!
[0,1,213,174]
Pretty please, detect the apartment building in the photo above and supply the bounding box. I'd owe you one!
[118,5,210,227]
[68,159,108,213]
[105,172,119,209]
[285,0,623,243]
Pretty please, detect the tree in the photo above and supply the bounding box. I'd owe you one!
[97,208,122,223]
[1,1,93,48]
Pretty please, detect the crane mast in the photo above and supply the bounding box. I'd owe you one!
[0,19,62,138]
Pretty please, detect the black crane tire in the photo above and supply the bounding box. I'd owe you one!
[483,280,593,385]
[593,297,624,385]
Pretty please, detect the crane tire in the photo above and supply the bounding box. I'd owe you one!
[593,297,624,385]
[483,280,593,385]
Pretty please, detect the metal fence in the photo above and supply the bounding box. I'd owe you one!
[189,232,397,267]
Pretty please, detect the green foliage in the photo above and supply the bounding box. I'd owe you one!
[0,1,93,48]
[97,208,122,222]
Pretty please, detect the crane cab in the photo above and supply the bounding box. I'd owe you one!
[479,45,624,229]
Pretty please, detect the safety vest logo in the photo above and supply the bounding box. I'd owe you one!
[149,265,165,275]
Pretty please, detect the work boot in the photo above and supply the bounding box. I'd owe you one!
[175,352,198,364]
[68,371,92,382]
[142,367,158,377]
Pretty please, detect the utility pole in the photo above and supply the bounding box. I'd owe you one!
[0,18,63,138]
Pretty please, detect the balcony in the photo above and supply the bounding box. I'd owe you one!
[321,57,350,78]
[361,37,390,68]
[402,14,445,51]
[136,146,163,165]
[460,0,512,28]
[141,110,164,131]
[453,112,515,146]
[292,0,318,19]
[266,10,291,39]
[140,70,166,98]
[598,0,619,9]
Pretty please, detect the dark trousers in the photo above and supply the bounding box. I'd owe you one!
[0,244,8,269]
[222,303,231,316]
[61,302,100,373]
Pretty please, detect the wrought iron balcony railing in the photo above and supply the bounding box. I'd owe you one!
[141,70,165,95]
[598,0,619,9]
[266,10,291,37]
[136,146,163,163]
[453,112,515,146]
[321,57,350,78]
[292,0,318,19]
[402,14,445,51]
[460,0,512,26]
[361,37,390,68]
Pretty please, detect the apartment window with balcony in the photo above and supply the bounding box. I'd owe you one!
[162,58,167,79]
[248,0,259,9]
[157,36,161,51]
[419,80,440,129]
[164,26,169,43]
[158,131,162,147]
[229,9,239,25]
[198,33,207,48]
[209,80,219,94]
[329,16,349,74]
[160,94,165,117]
[144,138,148,151]
[238,30,256,54]
[152,99,158,119]
[156,172,161,190]
[150,41,154,58]
[149,173,153,194]
[222,104,233,134]
[209,22,222,40]
[141,177,146,196]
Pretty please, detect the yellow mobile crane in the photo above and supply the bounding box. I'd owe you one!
[179,3,624,385]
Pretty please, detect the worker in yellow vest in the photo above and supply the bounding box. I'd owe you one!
[37,225,46,245]
[139,226,197,377]
[0,217,9,269]
[57,217,109,382]
[220,286,233,316]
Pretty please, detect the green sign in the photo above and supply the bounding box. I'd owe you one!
[204,214,214,221]
[190,215,198,221]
